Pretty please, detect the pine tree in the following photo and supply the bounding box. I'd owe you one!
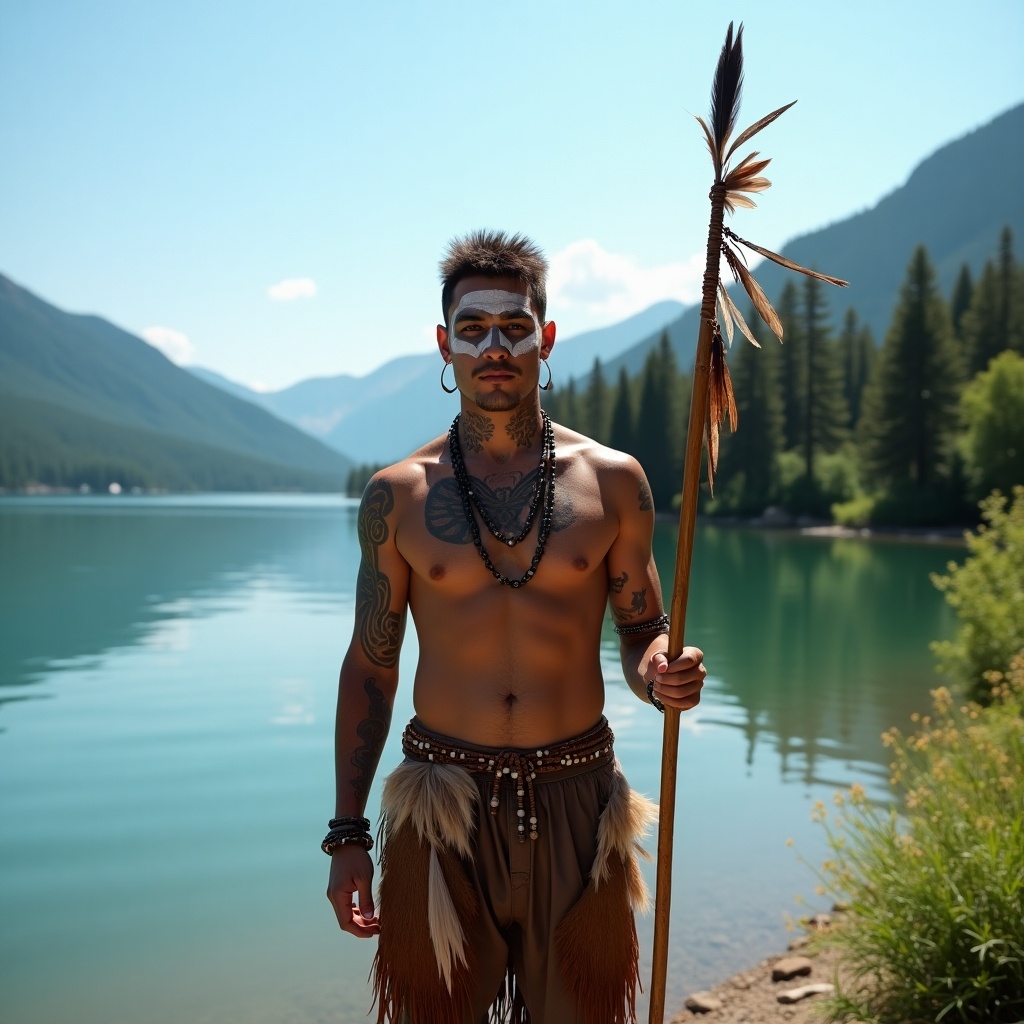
[715,305,784,513]
[950,263,974,341]
[961,226,1024,375]
[776,281,805,452]
[860,245,963,488]
[563,379,581,433]
[633,332,680,510]
[800,276,849,478]
[608,367,635,456]
[837,308,876,433]
[583,357,609,444]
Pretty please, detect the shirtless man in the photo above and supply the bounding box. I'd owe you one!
[326,231,705,1024]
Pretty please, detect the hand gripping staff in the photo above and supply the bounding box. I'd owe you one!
[648,23,847,1023]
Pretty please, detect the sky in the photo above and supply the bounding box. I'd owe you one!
[1,1,1022,391]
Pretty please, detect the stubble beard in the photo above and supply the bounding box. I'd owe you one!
[472,388,523,413]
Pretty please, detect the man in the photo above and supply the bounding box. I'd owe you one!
[326,230,705,1024]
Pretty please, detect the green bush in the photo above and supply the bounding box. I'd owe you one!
[812,671,1024,1022]
[931,487,1024,701]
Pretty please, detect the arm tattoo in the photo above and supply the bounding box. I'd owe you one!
[610,570,628,594]
[612,586,648,622]
[505,405,538,447]
[355,480,402,666]
[349,677,391,806]
[638,482,654,512]
[461,409,494,453]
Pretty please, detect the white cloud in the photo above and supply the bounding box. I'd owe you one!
[268,277,318,301]
[141,326,194,365]
[548,239,705,321]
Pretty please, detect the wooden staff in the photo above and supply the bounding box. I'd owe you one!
[648,23,846,1023]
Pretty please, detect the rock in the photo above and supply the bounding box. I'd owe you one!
[778,982,836,1004]
[753,505,794,528]
[787,935,810,950]
[684,991,724,1013]
[807,912,832,930]
[832,900,850,913]
[771,956,814,982]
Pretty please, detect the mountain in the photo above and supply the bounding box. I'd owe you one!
[194,102,1024,467]
[188,302,685,465]
[603,101,1024,381]
[0,274,352,491]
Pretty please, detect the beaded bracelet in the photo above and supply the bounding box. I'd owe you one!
[328,815,371,831]
[322,829,374,855]
[646,679,666,713]
[614,613,670,637]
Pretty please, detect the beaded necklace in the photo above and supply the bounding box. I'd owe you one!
[447,411,555,588]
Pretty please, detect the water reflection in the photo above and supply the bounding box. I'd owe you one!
[0,496,360,697]
[657,523,956,785]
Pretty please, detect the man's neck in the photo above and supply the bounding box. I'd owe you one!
[457,400,545,464]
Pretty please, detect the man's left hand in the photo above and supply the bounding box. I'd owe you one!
[648,646,705,711]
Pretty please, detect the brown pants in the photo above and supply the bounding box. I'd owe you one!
[372,718,656,1024]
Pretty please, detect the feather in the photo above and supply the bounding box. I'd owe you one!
[724,244,784,340]
[725,100,798,163]
[709,22,744,173]
[719,280,763,347]
[717,288,735,347]
[724,228,849,287]
[427,847,468,991]
[725,192,758,213]
[694,114,717,159]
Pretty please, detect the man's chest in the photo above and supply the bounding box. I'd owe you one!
[397,466,616,591]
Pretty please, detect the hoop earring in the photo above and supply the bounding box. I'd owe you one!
[440,360,458,394]
[540,359,553,391]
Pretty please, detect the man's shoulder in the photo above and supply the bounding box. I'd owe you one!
[549,421,645,479]
[359,435,447,507]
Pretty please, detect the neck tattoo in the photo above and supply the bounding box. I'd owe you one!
[447,412,556,588]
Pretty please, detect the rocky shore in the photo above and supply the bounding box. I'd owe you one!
[671,917,849,1023]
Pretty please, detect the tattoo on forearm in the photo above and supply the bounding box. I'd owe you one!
[461,409,494,453]
[610,570,628,594]
[350,677,391,806]
[505,405,537,447]
[638,483,654,512]
[356,480,402,667]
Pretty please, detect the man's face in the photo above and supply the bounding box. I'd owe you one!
[438,275,554,413]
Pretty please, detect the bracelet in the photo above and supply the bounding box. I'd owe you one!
[646,679,666,713]
[328,815,371,831]
[614,614,670,637]
[322,829,374,855]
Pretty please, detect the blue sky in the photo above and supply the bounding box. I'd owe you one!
[2,0,1022,390]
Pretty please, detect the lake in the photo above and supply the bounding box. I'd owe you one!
[0,494,959,1022]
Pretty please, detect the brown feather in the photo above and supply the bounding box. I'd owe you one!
[724,247,784,340]
[724,100,798,163]
[719,280,763,347]
[724,228,849,287]
[717,290,735,347]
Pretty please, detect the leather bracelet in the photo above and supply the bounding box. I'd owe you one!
[646,678,666,713]
[322,830,374,855]
[328,815,370,831]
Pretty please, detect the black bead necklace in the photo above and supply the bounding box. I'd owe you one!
[447,411,556,588]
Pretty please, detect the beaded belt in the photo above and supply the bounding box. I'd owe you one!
[401,718,615,843]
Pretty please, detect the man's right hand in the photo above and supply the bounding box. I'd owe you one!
[326,846,379,937]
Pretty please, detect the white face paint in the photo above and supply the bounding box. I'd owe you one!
[448,289,541,358]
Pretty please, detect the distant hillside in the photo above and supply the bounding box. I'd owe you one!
[0,274,351,491]
[189,302,685,464]
[605,101,1024,381]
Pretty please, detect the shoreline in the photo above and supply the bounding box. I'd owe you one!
[671,932,847,1022]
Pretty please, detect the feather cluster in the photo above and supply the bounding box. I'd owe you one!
[695,22,848,493]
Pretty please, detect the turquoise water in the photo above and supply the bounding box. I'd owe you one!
[0,495,958,1022]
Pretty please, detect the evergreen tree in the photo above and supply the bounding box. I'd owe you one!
[633,332,680,510]
[961,226,1024,375]
[583,357,609,444]
[950,263,974,341]
[799,276,849,478]
[562,379,581,433]
[776,281,805,452]
[715,305,784,513]
[860,246,963,488]
[608,366,635,456]
[837,308,876,433]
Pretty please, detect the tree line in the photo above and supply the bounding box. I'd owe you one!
[544,226,1024,526]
